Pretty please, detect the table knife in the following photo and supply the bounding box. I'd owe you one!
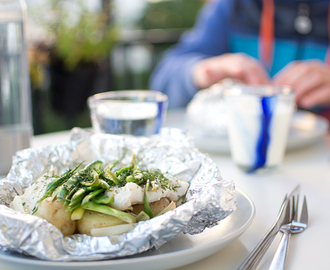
[237,185,300,270]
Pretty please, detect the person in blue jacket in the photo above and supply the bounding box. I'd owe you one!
[150,0,330,116]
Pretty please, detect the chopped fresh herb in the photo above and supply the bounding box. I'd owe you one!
[33,155,183,221]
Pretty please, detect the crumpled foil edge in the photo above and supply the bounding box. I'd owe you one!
[0,127,236,261]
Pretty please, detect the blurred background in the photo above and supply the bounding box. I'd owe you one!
[26,0,205,134]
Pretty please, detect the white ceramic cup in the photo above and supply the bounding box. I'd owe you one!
[223,85,295,173]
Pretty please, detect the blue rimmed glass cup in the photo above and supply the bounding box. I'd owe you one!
[223,85,295,173]
[88,90,168,136]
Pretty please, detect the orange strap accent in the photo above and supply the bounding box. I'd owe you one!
[259,0,275,69]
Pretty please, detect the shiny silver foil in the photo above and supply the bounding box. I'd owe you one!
[185,79,241,138]
[0,128,236,261]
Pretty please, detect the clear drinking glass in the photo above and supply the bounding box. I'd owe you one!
[0,0,33,175]
[223,85,295,173]
[88,90,168,136]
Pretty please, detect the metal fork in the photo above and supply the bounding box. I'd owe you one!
[238,185,300,270]
[269,195,308,270]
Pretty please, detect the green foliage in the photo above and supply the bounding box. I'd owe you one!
[140,0,205,29]
[44,0,117,71]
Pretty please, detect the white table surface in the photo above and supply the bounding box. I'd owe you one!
[0,109,329,270]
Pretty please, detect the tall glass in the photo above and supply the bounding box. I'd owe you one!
[224,85,295,173]
[0,0,33,175]
[88,90,168,136]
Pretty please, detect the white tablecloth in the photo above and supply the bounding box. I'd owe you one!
[0,109,329,270]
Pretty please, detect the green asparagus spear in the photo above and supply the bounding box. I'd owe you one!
[71,207,85,220]
[136,211,150,222]
[81,201,136,224]
[66,188,90,211]
[130,153,136,166]
[81,189,104,206]
[63,186,79,206]
[143,180,154,218]
[92,193,114,204]
[57,160,103,200]
[51,185,62,202]
[106,169,122,186]
[37,162,83,204]
[96,179,111,190]
[34,155,182,226]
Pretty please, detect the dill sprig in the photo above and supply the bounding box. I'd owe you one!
[33,156,181,216]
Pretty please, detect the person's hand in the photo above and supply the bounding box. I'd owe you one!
[192,53,271,89]
[273,60,330,109]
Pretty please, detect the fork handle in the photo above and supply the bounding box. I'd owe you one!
[269,231,291,270]
[238,225,278,270]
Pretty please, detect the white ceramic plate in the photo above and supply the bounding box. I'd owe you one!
[0,190,254,270]
[192,110,329,154]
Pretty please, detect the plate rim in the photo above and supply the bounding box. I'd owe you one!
[0,189,255,269]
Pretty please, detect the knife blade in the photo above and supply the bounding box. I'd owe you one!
[237,185,300,270]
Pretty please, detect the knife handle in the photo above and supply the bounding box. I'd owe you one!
[268,230,291,270]
[238,191,295,270]
[237,225,278,270]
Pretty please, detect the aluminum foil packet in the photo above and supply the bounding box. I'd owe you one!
[185,79,242,138]
[0,127,236,261]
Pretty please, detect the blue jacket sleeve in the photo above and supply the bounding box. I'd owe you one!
[149,0,234,108]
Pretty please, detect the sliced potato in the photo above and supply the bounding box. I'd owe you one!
[132,197,171,216]
[156,201,176,216]
[36,197,76,236]
[77,210,127,235]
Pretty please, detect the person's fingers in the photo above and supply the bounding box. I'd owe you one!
[242,61,270,84]
[273,60,325,86]
[220,59,246,80]
[299,84,330,108]
[293,68,326,102]
[193,55,243,88]
[273,61,298,84]
[192,53,271,89]
[192,60,219,89]
[272,60,330,108]
[225,54,270,84]
[273,61,307,86]
[193,66,215,89]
